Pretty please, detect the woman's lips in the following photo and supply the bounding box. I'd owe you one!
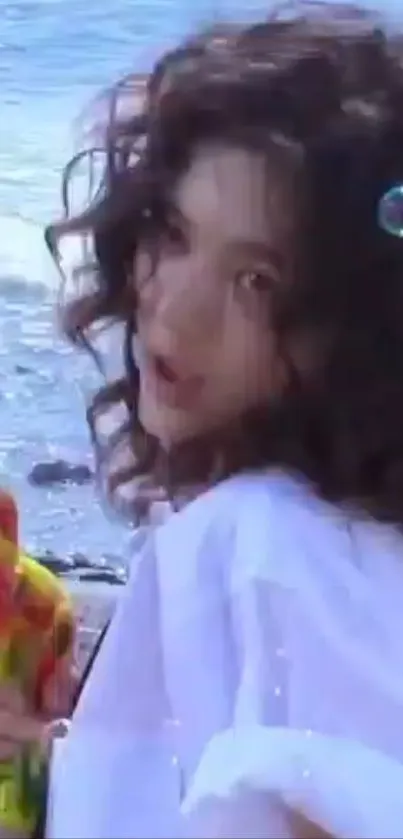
[144,355,205,408]
[155,356,180,384]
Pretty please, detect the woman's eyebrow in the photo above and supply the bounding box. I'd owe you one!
[227,238,284,272]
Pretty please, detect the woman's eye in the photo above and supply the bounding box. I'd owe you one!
[236,268,273,293]
[161,221,188,254]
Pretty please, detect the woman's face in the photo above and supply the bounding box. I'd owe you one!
[135,143,288,448]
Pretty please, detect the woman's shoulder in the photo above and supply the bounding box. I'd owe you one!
[154,470,348,592]
[167,468,346,526]
[154,468,403,598]
[160,469,313,533]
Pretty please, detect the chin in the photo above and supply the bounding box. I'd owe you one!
[139,396,201,449]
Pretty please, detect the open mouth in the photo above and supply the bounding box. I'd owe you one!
[148,354,204,407]
[154,355,180,384]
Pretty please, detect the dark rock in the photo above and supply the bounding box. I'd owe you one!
[34,550,75,575]
[32,549,127,585]
[69,551,94,569]
[15,364,33,375]
[28,459,93,487]
[100,552,124,568]
[78,568,126,585]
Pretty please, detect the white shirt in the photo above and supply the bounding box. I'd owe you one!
[46,471,403,838]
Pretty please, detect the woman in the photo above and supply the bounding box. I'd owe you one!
[6,4,403,836]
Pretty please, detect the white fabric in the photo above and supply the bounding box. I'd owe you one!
[183,726,403,838]
[46,471,403,838]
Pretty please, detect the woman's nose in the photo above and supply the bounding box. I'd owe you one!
[145,256,224,340]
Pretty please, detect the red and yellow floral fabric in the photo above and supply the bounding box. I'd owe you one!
[0,492,74,835]
[0,551,74,713]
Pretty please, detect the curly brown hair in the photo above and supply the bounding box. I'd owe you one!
[46,3,403,524]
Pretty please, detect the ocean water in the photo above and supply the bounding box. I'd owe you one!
[0,0,219,562]
[0,0,400,563]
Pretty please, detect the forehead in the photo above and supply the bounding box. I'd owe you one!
[174,145,278,244]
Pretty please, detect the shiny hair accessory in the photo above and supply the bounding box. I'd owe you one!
[378,184,403,238]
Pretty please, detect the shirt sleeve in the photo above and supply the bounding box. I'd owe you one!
[177,487,403,838]
[176,486,299,836]
[181,725,403,839]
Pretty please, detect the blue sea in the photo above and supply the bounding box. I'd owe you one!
[0,0,400,564]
